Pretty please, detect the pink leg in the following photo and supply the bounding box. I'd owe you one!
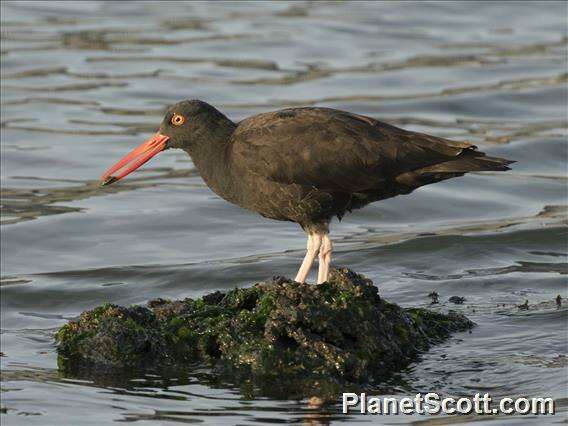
[294,233,322,283]
[317,233,332,284]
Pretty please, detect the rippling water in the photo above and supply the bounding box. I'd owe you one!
[1,1,567,424]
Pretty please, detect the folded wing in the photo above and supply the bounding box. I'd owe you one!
[231,107,512,193]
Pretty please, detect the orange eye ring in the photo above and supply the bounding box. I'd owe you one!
[171,113,185,126]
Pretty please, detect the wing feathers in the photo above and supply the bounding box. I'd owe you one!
[232,108,512,194]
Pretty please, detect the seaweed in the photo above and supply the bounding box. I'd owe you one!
[56,268,474,398]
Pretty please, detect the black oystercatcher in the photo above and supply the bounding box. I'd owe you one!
[101,100,513,283]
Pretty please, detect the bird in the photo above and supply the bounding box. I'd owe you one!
[100,100,514,284]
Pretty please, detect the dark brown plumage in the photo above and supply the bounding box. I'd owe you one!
[101,100,514,283]
[230,107,513,226]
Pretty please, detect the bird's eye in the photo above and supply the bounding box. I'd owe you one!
[171,113,185,126]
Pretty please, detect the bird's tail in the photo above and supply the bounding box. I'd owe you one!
[417,152,515,174]
[396,151,515,188]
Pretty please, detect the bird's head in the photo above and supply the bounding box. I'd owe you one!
[100,99,234,186]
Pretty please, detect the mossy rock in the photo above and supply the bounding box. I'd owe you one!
[56,268,473,397]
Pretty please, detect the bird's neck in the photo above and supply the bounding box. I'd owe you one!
[185,119,237,200]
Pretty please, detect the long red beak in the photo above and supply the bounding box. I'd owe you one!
[100,133,169,186]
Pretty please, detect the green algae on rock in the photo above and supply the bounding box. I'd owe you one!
[56,268,474,388]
